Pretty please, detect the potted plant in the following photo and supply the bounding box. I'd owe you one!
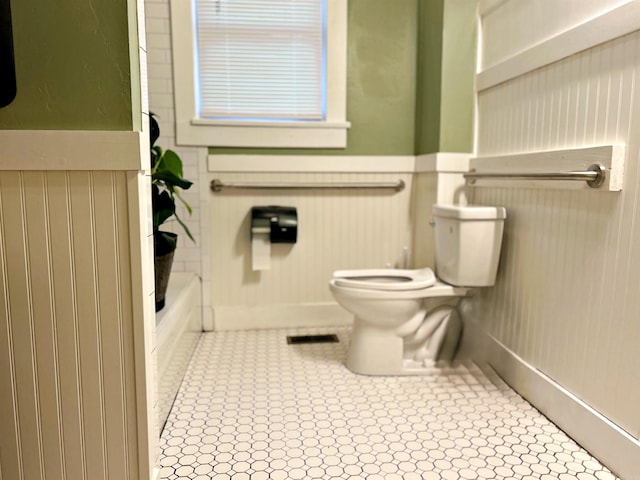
[150,113,195,311]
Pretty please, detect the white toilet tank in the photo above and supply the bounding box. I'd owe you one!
[432,205,507,287]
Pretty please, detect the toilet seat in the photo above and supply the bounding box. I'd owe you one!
[329,278,467,300]
[332,267,437,291]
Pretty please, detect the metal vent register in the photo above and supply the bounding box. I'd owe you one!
[286,334,339,345]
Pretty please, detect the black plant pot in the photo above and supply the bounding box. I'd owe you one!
[154,232,178,312]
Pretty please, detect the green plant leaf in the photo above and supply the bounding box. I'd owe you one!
[173,211,195,243]
[173,188,193,215]
[149,121,195,244]
[153,170,193,190]
[160,149,184,177]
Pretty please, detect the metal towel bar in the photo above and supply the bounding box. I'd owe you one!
[210,179,405,193]
[464,163,607,189]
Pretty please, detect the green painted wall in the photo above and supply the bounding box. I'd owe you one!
[415,0,444,155]
[211,0,476,157]
[0,0,134,130]
[439,0,476,153]
[210,0,419,156]
[345,0,417,155]
[415,0,476,155]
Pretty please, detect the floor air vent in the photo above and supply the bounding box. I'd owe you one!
[286,334,339,345]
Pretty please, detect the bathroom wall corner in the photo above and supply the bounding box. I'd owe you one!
[202,305,214,332]
[463,317,640,480]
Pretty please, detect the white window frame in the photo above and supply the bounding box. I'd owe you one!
[169,0,350,148]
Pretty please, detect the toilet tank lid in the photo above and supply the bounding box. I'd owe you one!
[433,204,507,220]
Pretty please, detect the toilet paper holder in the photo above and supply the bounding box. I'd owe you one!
[251,206,298,244]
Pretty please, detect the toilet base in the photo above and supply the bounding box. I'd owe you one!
[345,305,463,376]
[346,319,440,376]
[346,320,404,375]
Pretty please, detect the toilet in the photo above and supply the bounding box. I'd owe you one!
[329,204,506,375]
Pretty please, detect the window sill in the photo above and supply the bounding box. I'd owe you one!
[176,118,351,148]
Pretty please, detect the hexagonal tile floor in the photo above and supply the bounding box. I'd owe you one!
[159,327,619,480]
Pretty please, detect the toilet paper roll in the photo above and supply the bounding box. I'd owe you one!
[251,231,271,271]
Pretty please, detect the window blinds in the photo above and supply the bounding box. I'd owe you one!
[196,0,325,121]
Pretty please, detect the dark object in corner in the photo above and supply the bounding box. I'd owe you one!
[0,0,16,108]
[287,334,339,345]
[154,232,177,312]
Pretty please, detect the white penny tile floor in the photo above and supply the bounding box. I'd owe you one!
[159,327,619,480]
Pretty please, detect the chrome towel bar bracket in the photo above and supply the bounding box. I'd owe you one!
[464,163,606,189]
[210,179,406,193]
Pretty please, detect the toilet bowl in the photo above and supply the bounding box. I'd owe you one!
[329,205,506,376]
[330,269,468,375]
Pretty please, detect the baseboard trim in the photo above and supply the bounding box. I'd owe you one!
[151,466,161,480]
[211,303,353,331]
[464,319,640,479]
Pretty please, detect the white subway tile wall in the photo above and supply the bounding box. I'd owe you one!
[145,0,205,277]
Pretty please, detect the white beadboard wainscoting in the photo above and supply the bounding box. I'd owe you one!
[208,171,415,330]
[0,132,158,480]
[472,3,640,477]
[206,155,469,331]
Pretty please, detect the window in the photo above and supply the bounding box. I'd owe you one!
[196,0,325,122]
[170,0,349,148]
